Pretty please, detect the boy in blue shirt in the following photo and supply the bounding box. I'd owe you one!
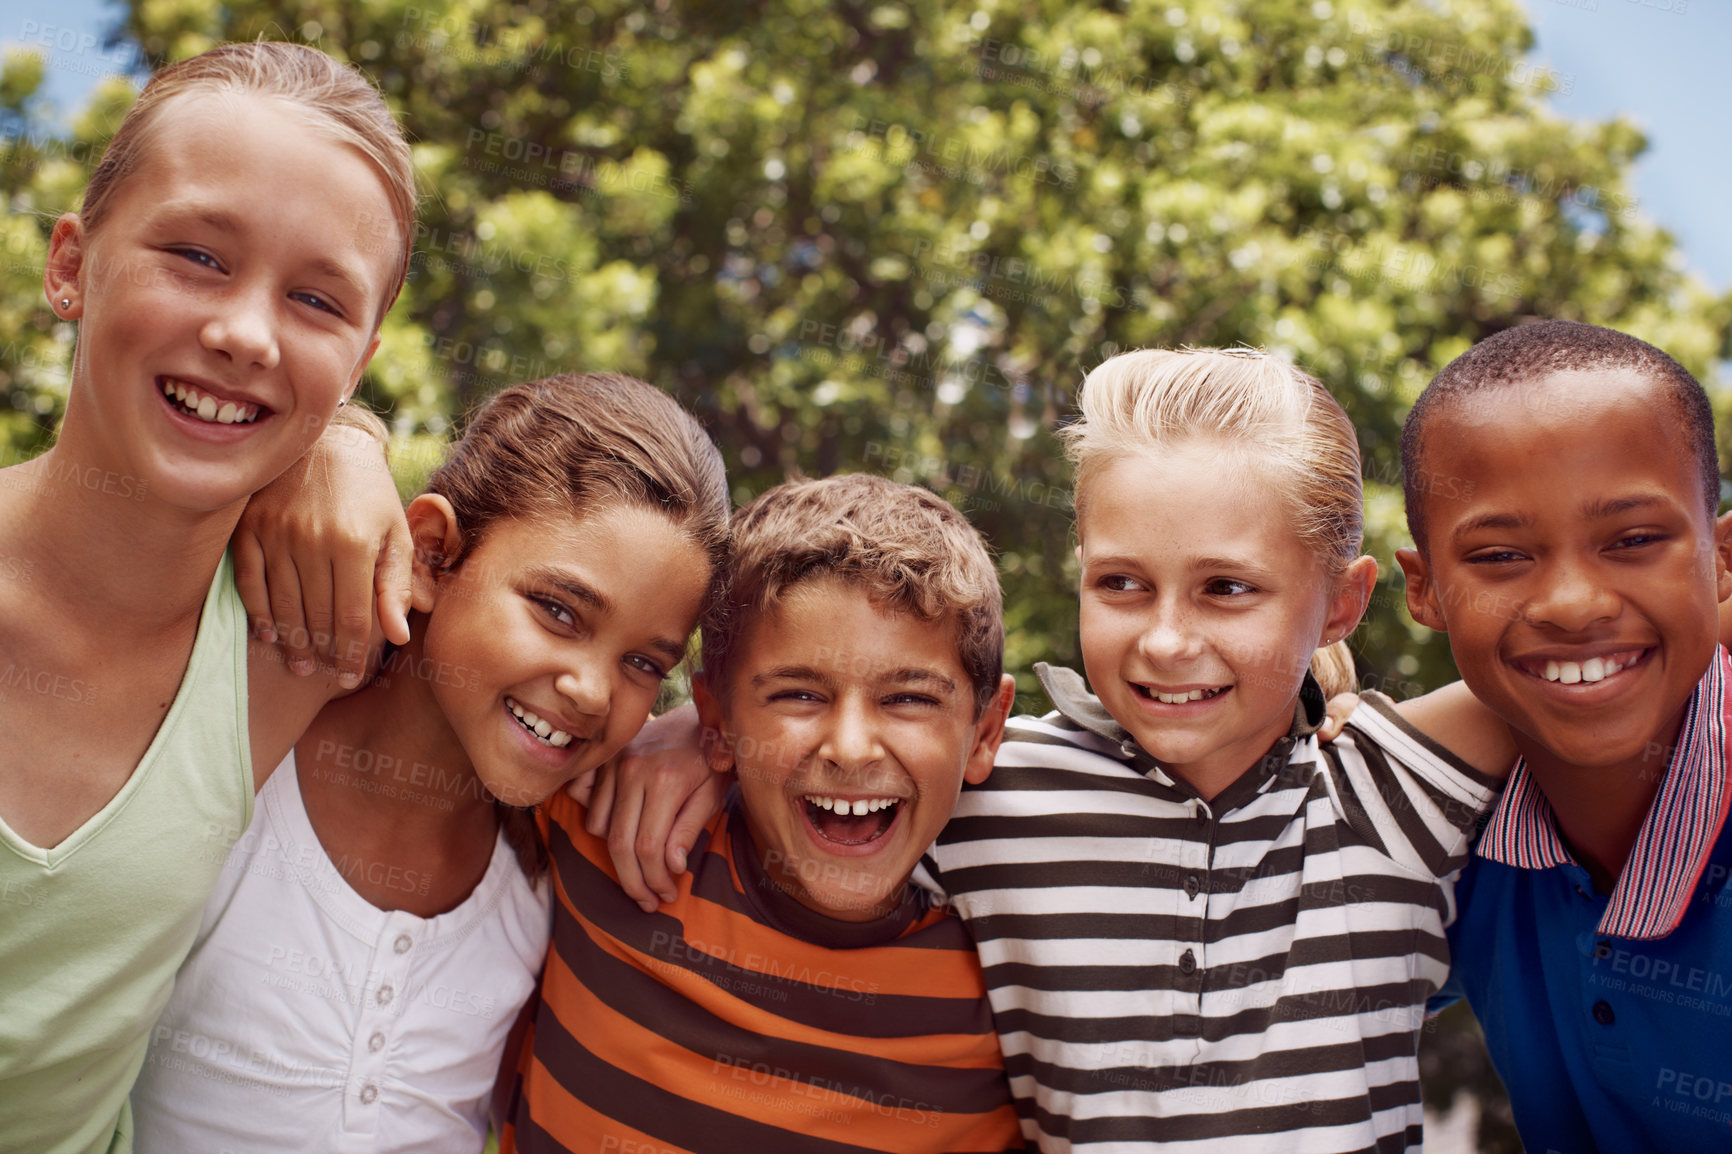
[1396,320,1732,1152]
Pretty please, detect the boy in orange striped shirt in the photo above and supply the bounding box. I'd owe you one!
[503,474,1026,1154]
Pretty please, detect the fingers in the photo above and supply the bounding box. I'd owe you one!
[265,546,314,676]
[633,783,691,906]
[564,767,597,810]
[232,531,275,643]
[585,762,618,836]
[376,516,414,648]
[667,774,729,879]
[604,781,660,913]
[330,536,374,690]
[296,558,336,678]
[1317,692,1362,745]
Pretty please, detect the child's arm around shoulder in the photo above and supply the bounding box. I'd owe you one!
[1366,680,1517,780]
[238,417,413,791]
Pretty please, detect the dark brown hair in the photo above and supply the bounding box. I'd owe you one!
[701,473,1004,716]
[428,372,730,876]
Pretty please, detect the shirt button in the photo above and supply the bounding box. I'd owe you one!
[1179,949,1197,974]
[377,985,394,1005]
[368,1031,386,1053]
[1594,940,1611,959]
[1184,875,1201,899]
[394,933,413,954]
[360,1083,379,1104]
[1194,808,1208,827]
[1592,1000,1616,1026]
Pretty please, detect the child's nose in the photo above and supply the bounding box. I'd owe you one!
[199,282,281,371]
[1522,557,1619,632]
[818,697,884,771]
[1136,600,1203,663]
[554,662,610,720]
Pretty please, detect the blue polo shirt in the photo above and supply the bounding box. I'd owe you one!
[1437,648,1732,1153]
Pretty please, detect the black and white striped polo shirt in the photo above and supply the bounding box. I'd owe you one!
[919,663,1500,1152]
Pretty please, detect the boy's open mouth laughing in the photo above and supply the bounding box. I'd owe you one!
[800,793,905,850]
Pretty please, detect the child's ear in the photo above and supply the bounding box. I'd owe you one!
[346,329,384,397]
[963,674,1017,786]
[1395,547,1447,632]
[1715,511,1732,606]
[44,213,87,320]
[404,494,463,613]
[692,673,736,775]
[1321,555,1378,644]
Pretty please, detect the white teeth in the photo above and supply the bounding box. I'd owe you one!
[161,378,262,425]
[506,699,574,749]
[1155,688,1213,704]
[1539,652,1636,684]
[805,796,899,814]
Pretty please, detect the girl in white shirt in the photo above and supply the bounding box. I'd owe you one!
[131,373,729,1153]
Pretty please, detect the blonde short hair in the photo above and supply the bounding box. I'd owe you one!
[1063,347,1363,695]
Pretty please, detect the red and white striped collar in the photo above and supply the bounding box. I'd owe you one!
[1476,647,1732,941]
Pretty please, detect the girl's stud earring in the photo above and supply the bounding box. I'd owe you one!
[59,298,71,310]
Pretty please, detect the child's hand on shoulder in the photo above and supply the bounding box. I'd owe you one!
[232,420,412,689]
[576,702,728,912]
[1317,693,1361,744]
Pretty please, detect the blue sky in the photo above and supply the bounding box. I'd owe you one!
[1525,0,1731,288]
[6,0,1729,289]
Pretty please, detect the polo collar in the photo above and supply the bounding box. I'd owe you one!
[1033,661,1325,805]
[1476,647,1732,941]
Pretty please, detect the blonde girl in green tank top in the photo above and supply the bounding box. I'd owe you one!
[0,42,419,1154]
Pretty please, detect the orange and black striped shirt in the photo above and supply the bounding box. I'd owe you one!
[502,790,1025,1154]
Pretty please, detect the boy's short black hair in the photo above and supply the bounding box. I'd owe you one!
[1400,320,1718,551]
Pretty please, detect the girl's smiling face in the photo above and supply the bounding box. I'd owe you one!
[1076,441,1373,798]
[50,91,401,512]
[414,502,711,809]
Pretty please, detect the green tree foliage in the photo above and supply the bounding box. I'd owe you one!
[9,2,1728,1145]
[5,0,1728,708]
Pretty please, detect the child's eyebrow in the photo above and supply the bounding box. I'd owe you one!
[522,566,609,613]
[1581,494,1673,520]
[151,204,243,234]
[647,636,689,664]
[1452,510,1534,540]
[305,255,373,305]
[1190,556,1274,577]
[883,668,959,694]
[751,664,832,687]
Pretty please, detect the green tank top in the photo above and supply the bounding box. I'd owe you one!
[0,553,251,1154]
